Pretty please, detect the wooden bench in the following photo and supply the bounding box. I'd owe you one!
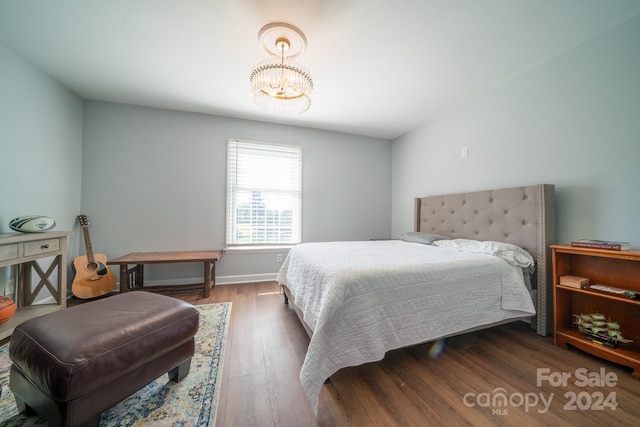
[108,250,222,297]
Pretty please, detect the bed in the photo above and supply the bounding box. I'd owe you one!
[276,184,556,411]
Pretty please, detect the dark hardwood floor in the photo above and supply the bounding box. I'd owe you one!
[50,282,640,426]
[173,281,640,427]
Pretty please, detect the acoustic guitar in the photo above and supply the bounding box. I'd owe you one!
[71,215,117,299]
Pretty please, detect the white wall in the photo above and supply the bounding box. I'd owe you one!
[81,101,391,283]
[392,14,640,247]
[0,42,83,252]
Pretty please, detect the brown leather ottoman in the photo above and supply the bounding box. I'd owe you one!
[9,291,199,427]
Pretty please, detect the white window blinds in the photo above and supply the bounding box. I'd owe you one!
[226,139,302,246]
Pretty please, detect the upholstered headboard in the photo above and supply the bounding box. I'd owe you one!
[414,184,556,336]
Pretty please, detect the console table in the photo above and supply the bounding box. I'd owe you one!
[0,231,71,340]
[107,251,222,298]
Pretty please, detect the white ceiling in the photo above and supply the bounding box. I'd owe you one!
[2,0,640,140]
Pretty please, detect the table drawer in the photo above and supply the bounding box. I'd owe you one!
[0,244,19,262]
[24,239,60,257]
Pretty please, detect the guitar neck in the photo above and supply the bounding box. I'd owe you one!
[81,225,96,264]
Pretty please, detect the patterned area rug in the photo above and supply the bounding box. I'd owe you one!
[0,302,231,426]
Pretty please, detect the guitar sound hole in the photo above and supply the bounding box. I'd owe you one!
[87,262,98,271]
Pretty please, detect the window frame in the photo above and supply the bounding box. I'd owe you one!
[225,139,302,248]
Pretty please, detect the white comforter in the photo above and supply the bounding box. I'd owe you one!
[276,240,536,412]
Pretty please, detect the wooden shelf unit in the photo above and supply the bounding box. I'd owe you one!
[0,231,71,340]
[552,244,640,378]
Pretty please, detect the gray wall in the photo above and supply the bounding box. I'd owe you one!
[391,14,640,247]
[4,11,639,289]
[0,42,83,255]
[81,101,391,284]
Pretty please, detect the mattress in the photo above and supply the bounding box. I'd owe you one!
[276,240,536,411]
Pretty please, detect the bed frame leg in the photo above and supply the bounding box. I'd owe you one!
[283,294,289,305]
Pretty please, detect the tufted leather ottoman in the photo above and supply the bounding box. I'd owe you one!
[9,291,199,427]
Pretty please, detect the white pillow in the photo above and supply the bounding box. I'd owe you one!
[433,239,535,267]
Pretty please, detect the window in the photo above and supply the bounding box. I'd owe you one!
[226,139,302,247]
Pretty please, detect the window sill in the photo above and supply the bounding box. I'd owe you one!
[224,245,294,255]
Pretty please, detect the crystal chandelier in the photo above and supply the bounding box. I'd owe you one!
[250,23,313,114]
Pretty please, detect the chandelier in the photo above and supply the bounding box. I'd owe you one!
[250,23,313,114]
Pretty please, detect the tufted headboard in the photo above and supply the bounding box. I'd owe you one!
[414,184,556,336]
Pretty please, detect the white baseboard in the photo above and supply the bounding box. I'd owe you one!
[216,273,278,285]
[63,273,279,299]
[115,273,278,288]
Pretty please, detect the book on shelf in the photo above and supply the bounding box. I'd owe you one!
[589,284,639,299]
[559,275,589,289]
[570,239,631,251]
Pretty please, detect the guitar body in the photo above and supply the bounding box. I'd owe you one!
[72,215,117,299]
[72,254,117,299]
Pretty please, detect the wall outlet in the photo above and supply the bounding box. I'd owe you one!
[276,253,283,263]
[461,147,468,158]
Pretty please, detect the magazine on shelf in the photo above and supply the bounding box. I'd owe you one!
[571,239,631,251]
